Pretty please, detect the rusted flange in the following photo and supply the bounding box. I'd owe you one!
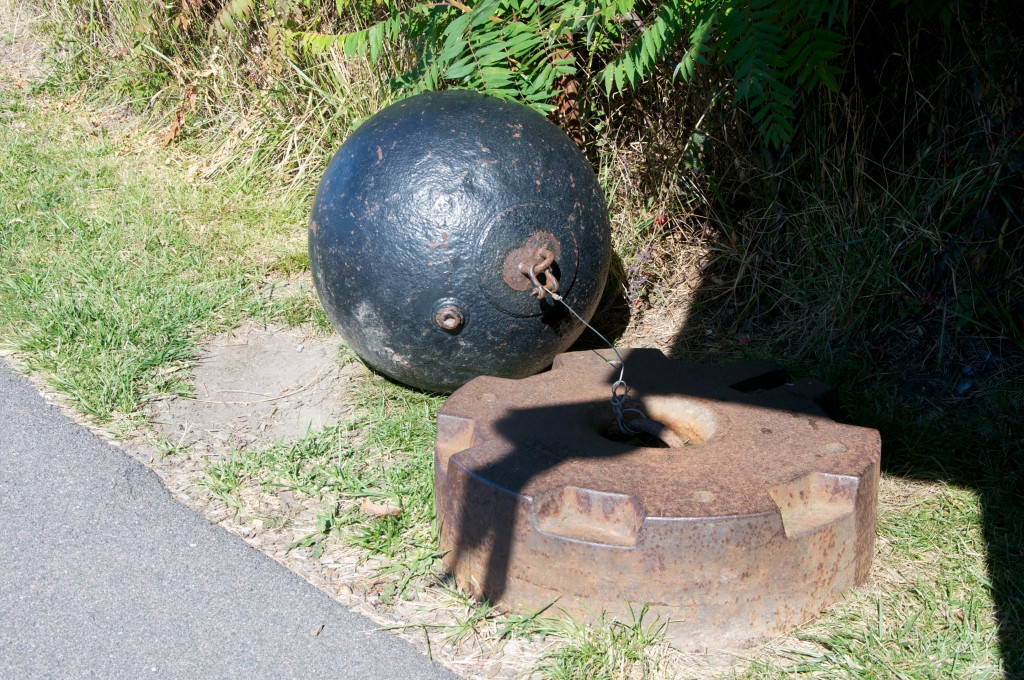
[501,230,561,293]
[434,348,880,650]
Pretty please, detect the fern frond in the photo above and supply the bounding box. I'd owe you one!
[600,0,692,95]
[284,0,851,145]
[293,10,403,63]
[210,0,256,37]
[674,9,717,81]
[782,26,845,90]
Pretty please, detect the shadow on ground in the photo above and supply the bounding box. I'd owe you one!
[663,264,1024,675]
[440,255,1022,672]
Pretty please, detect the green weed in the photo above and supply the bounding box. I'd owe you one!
[0,78,327,423]
[536,606,668,680]
[287,505,342,560]
[197,373,444,598]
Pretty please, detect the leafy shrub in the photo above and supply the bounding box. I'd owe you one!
[57,0,852,145]
[291,0,851,146]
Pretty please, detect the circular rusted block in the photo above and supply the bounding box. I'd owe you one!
[308,91,610,393]
[434,348,880,650]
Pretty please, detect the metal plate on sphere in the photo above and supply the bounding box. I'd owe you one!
[476,204,579,317]
[434,348,881,650]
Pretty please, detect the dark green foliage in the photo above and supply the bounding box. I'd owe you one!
[291,0,851,145]
[56,0,852,144]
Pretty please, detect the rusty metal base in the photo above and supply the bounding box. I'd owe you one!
[434,348,880,650]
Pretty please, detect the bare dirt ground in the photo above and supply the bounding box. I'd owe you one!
[0,7,42,85]
[146,323,354,453]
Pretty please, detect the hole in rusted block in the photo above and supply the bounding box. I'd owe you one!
[643,396,716,444]
[599,422,672,448]
[594,410,674,447]
[532,486,643,547]
[768,472,859,538]
[729,368,788,393]
[588,396,716,449]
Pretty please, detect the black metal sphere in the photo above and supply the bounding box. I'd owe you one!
[309,90,611,393]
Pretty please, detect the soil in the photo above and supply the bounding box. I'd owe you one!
[147,323,354,453]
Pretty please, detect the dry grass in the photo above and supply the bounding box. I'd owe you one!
[0,0,45,82]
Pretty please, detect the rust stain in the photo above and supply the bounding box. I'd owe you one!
[500,231,561,292]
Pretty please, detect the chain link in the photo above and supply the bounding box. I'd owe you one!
[534,286,649,436]
[521,251,560,298]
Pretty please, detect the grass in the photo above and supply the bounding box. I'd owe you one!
[726,359,1022,678]
[535,607,670,680]
[32,0,391,195]
[737,483,1003,678]
[0,94,228,420]
[0,83,331,425]
[198,371,445,602]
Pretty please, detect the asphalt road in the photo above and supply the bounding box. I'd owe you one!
[0,359,456,680]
